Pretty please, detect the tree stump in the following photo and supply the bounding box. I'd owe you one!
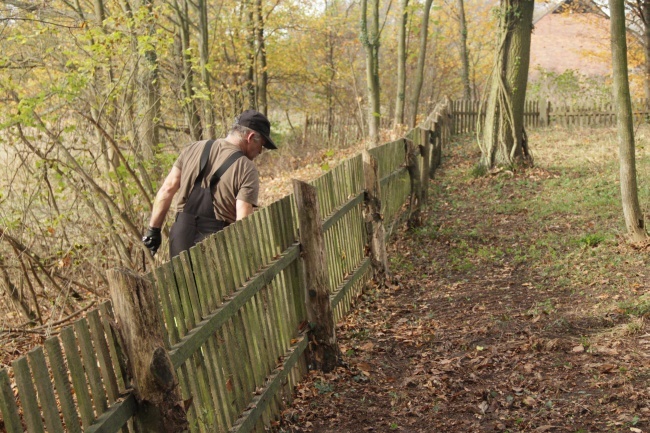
[107,268,188,433]
[362,151,390,283]
[406,138,423,228]
[292,180,341,373]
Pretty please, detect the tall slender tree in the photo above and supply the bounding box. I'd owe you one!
[246,0,257,110]
[609,0,648,242]
[256,0,269,116]
[198,0,216,138]
[139,0,162,161]
[175,0,203,140]
[457,0,471,100]
[360,0,381,145]
[410,0,434,128]
[394,0,409,128]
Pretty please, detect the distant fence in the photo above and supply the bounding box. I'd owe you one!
[451,98,650,133]
[302,113,364,148]
[302,113,400,148]
[0,102,453,433]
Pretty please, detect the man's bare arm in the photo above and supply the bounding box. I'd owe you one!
[236,199,254,220]
[149,166,181,228]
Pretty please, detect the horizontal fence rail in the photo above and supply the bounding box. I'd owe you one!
[0,101,453,433]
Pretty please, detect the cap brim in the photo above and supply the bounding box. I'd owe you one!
[261,133,277,149]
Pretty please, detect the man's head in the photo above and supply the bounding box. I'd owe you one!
[234,110,277,149]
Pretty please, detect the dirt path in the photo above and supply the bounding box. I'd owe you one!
[279,133,650,433]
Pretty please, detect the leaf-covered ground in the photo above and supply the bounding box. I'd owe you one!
[279,129,650,433]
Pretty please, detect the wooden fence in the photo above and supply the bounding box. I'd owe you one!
[451,98,650,133]
[302,113,364,148]
[0,101,453,433]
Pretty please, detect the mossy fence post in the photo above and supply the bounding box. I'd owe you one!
[107,268,187,433]
[419,128,431,208]
[431,118,442,176]
[292,179,341,373]
[406,129,431,228]
[362,151,389,282]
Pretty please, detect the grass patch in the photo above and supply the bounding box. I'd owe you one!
[618,297,650,318]
[578,233,606,248]
[435,125,649,314]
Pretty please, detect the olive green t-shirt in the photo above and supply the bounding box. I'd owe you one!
[173,139,259,223]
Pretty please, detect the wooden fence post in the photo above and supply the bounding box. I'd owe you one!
[540,100,550,127]
[430,121,442,177]
[419,128,431,207]
[107,268,187,433]
[292,179,341,373]
[362,151,389,282]
[405,138,423,228]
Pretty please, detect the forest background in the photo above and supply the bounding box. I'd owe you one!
[0,0,644,347]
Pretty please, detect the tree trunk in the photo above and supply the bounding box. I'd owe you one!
[609,0,648,242]
[457,0,471,100]
[256,0,268,116]
[246,0,257,110]
[642,1,650,107]
[176,0,202,141]
[292,180,341,372]
[479,0,534,169]
[406,138,422,227]
[361,0,381,146]
[394,0,409,128]
[198,0,216,138]
[108,268,188,432]
[362,151,390,282]
[326,1,336,140]
[410,0,434,128]
[138,0,161,159]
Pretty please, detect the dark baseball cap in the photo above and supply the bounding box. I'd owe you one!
[235,110,277,149]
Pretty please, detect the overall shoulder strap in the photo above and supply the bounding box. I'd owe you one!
[194,139,216,187]
[209,151,244,190]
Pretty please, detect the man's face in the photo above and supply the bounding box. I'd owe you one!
[244,132,265,160]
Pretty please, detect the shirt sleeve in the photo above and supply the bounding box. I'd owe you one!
[173,149,186,170]
[235,161,260,207]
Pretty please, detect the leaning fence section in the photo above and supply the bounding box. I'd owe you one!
[0,302,130,433]
[153,196,306,433]
[0,100,452,433]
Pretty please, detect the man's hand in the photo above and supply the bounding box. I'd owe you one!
[142,227,162,255]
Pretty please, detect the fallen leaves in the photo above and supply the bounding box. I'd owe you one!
[278,132,650,433]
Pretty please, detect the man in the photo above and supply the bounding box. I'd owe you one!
[142,110,277,257]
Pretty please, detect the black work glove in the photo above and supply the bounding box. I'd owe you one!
[142,227,162,255]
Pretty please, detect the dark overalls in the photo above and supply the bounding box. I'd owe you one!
[169,140,243,258]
